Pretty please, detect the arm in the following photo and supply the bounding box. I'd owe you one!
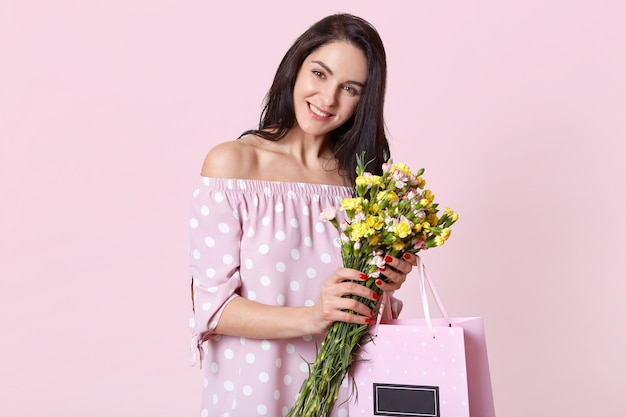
[214,267,376,339]
[215,256,417,338]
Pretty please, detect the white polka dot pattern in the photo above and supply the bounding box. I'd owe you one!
[348,319,470,417]
[189,177,359,416]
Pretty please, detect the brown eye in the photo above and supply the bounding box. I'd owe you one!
[343,85,359,96]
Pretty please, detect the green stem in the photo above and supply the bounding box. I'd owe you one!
[286,257,382,417]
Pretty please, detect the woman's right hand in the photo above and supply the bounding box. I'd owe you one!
[308,268,380,335]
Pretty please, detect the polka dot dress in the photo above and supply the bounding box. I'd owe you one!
[189,177,354,417]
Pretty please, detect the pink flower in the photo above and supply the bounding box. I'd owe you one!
[413,238,425,250]
[319,206,338,222]
[404,190,417,200]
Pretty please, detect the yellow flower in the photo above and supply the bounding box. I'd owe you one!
[444,207,459,222]
[368,203,380,214]
[441,228,452,240]
[356,174,382,194]
[366,215,384,230]
[391,162,412,175]
[423,189,434,203]
[355,176,368,187]
[413,223,423,232]
[393,222,412,239]
[369,235,380,245]
[416,176,426,188]
[349,222,373,241]
[341,197,364,211]
[427,213,438,226]
[377,190,398,203]
[434,235,446,246]
[392,240,406,251]
[359,174,381,186]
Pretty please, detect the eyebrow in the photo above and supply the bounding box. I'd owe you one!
[311,60,366,88]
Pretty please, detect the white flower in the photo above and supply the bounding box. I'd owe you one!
[353,211,366,222]
[369,254,386,268]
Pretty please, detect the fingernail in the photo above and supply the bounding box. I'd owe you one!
[359,273,368,280]
[384,255,393,263]
[373,292,379,300]
[378,266,386,272]
[376,279,383,286]
[365,317,372,323]
[403,253,411,260]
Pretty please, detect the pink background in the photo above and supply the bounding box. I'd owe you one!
[1,1,625,416]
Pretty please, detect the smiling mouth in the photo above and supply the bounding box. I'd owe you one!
[308,103,332,119]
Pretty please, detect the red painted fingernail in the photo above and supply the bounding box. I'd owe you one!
[403,253,411,260]
[384,256,393,263]
[373,293,379,300]
[378,266,386,272]
[359,273,368,280]
[376,279,383,286]
[365,318,372,323]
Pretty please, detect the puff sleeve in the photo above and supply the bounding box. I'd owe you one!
[188,177,243,366]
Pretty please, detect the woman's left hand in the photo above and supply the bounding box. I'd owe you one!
[375,253,418,291]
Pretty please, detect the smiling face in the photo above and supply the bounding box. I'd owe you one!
[292,41,368,139]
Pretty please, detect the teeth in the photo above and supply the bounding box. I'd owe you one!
[309,104,330,118]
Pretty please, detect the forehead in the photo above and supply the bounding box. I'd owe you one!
[304,41,368,82]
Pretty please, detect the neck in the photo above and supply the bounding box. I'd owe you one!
[280,127,334,168]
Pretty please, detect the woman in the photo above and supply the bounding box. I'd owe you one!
[189,13,417,416]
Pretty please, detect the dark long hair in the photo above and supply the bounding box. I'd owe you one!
[241,13,389,184]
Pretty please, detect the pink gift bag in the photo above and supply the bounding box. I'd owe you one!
[348,258,495,417]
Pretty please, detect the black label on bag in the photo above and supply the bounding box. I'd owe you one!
[373,383,440,416]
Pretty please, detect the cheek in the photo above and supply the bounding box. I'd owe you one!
[299,72,322,91]
[343,99,361,118]
[295,82,317,101]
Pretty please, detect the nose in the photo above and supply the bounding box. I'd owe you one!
[319,85,338,107]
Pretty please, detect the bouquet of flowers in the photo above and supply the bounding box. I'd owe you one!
[286,154,459,417]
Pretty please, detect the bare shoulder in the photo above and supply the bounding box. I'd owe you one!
[200,139,257,178]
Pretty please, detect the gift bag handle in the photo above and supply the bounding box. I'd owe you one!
[378,255,450,336]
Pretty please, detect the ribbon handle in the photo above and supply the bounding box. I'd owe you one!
[376,255,450,337]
